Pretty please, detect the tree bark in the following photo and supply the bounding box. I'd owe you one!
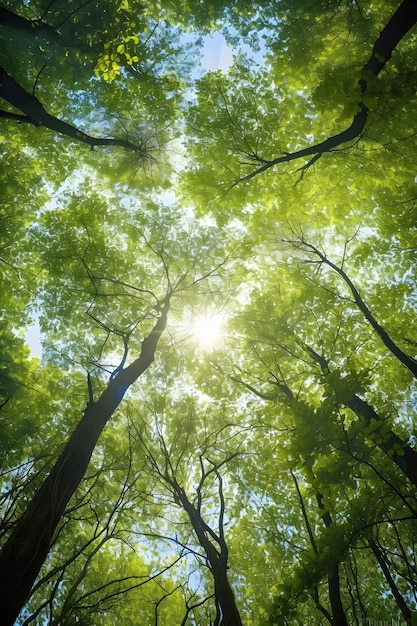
[0,68,143,152]
[347,394,417,489]
[165,475,243,626]
[368,538,413,623]
[317,494,349,626]
[239,0,417,183]
[212,567,243,626]
[0,298,170,626]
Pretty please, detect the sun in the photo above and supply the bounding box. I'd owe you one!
[191,312,226,350]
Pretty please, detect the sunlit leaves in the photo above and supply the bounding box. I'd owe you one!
[1,0,417,623]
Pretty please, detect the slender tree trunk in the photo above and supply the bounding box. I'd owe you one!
[317,494,349,626]
[182,500,242,626]
[368,538,413,623]
[0,299,170,625]
[165,476,243,626]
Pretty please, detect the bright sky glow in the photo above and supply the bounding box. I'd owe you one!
[25,319,42,359]
[191,312,226,350]
[201,33,233,72]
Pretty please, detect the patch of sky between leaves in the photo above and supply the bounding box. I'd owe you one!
[187,27,266,76]
[25,322,42,359]
[201,32,234,72]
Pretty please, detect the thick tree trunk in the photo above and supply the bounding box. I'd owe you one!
[212,567,243,626]
[347,394,417,489]
[0,68,142,152]
[0,299,169,625]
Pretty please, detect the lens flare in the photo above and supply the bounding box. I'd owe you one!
[191,312,226,350]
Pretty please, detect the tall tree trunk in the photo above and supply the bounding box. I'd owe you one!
[317,494,349,626]
[211,567,243,626]
[0,298,170,625]
[368,538,413,623]
[165,475,243,626]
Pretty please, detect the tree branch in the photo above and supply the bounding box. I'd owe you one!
[0,67,146,153]
[0,6,64,44]
[236,0,417,183]
[368,537,413,622]
[285,236,417,378]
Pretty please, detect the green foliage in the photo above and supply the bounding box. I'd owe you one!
[1,0,417,623]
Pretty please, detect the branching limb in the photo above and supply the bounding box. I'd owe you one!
[180,593,215,626]
[230,374,293,403]
[290,470,318,556]
[0,67,146,153]
[368,538,413,622]
[234,0,417,184]
[283,234,417,378]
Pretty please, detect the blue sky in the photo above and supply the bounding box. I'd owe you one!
[201,32,233,71]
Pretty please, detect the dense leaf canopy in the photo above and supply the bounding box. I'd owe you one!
[1,0,416,624]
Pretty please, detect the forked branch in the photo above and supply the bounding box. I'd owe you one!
[283,235,417,378]
[236,0,417,183]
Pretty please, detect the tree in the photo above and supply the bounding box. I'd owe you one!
[0,178,238,623]
[0,286,171,624]
[0,1,190,174]
[237,0,417,183]
[183,0,417,214]
[225,226,417,622]
[143,443,243,625]
[0,67,150,152]
[1,0,417,623]
[18,433,189,626]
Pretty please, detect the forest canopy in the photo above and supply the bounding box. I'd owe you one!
[1,0,416,624]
